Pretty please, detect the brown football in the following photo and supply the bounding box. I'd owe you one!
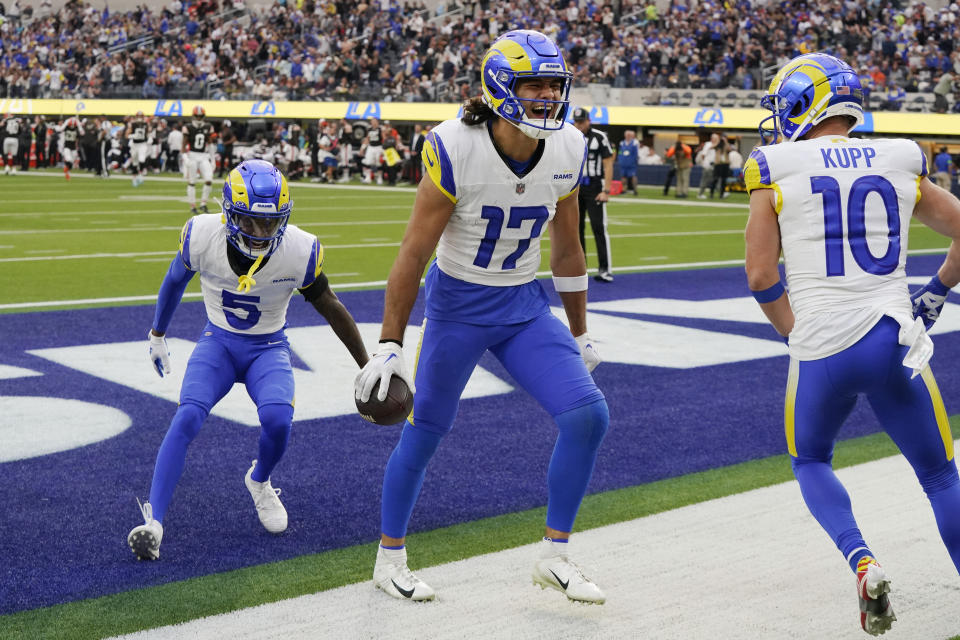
[356,375,414,426]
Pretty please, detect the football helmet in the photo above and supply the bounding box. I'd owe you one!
[759,53,864,144]
[222,159,292,258]
[192,105,205,122]
[480,29,573,139]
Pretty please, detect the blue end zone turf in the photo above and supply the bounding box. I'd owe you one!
[0,256,957,614]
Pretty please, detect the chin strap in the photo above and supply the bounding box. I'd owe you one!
[237,252,265,293]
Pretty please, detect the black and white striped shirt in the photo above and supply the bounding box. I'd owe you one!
[583,127,613,179]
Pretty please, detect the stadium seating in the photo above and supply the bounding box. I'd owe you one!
[0,0,950,112]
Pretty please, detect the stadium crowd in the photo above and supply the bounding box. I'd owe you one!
[2,0,960,110]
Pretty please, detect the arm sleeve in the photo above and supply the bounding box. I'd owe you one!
[299,271,330,304]
[152,255,196,334]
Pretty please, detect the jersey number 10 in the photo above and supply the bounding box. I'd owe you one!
[810,175,901,277]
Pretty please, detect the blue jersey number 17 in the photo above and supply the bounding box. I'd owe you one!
[473,205,549,270]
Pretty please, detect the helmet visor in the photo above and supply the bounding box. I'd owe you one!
[235,212,287,250]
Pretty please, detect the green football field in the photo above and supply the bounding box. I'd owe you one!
[1,171,957,639]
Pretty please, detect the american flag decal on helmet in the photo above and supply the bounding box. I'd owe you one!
[836,85,850,95]
[516,183,526,194]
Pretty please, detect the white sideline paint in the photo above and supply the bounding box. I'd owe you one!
[108,450,960,640]
[1,253,951,311]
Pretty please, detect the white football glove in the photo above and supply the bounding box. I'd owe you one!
[148,331,171,378]
[354,342,415,403]
[575,333,601,372]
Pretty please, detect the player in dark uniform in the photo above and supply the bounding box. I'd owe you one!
[183,106,215,213]
[34,116,47,168]
[337,120,355,182]
[61,118,81,180]
[127,111,150,186]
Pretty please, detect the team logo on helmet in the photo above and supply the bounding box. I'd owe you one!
[758,53,864,144]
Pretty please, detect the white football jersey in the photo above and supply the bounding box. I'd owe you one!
[422,118,585,286]
[745,136,927,359]
[181,214,323,335]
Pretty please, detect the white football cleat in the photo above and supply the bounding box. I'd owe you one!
[373,546,436,601]
[127,499,163,561]
[857,560,896,636]
[532,538,605,604]
[244,460,288,534]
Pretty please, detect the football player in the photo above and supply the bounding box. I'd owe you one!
[354,29,609,603]
[744,52,960,636]
[183,106,215,213]
[60,117,81,180]
[127,159,369,561]
[2,113,21,175]
[126,111,150,186]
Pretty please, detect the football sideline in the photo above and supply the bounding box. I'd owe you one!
[108,449,960,640]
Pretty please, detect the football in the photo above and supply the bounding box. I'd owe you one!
[356,375,414,426]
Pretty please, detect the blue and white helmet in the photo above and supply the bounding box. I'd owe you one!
[222,159,292,258]
[480,29,573,139]
[759,53,864,144]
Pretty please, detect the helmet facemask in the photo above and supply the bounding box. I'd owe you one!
[226,208,290,257]
[480,30,573,140]
[484,71,572,140]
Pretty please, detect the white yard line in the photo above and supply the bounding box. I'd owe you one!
[108,450,960,640]
[1,253,951,311]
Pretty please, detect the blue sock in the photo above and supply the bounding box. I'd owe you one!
[545,400,609,533]
[792,458,871,572]
[149,403,207,523]
[251,403,293,482]
[918,458,960,574]
[381,422,444,539]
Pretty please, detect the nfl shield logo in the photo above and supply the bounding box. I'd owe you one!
[516,183,525,194]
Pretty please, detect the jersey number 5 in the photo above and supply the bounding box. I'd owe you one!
[810,175,901,277]
[473,205,549,270]
[222,290,261,330]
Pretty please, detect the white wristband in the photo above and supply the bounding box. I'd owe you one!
[552,274,588,292]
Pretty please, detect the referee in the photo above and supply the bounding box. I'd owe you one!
[572,107,615,282]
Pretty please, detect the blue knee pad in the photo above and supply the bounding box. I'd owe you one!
[545,399,609,533]
[381,422,445,539]
[251,403,293,482]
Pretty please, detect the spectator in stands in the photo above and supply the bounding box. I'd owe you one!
[664,138,692,198]
[934,70,955,113]
[4,0,960,111]
[934,146,954,190]
[880,81,906,111]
